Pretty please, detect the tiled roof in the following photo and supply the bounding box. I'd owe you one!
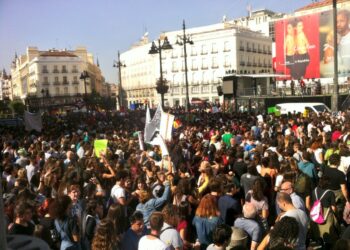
[40,50,77,57]
[296,0,348,12]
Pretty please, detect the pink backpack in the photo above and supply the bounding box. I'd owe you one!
[310,189,330,224]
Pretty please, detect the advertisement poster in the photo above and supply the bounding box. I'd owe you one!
[275,14,320,80]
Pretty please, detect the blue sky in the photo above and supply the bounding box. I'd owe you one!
[0,0,312,83]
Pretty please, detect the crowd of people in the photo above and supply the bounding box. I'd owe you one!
[1,108,350,250]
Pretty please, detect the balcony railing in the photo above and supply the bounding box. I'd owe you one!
[246,47,252,52]
[42,70,49,73]
[53,69,59,73]
[53,81,60,85]
[239,46,245,51]
[72,80,79,85]
[43,82,50,86]
[72,70,79,73]
[62,69,68,73]
[240,62,245,66]
[62,81,69,85]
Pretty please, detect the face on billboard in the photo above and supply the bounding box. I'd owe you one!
[274,14,320,80]
[274,5,350,80]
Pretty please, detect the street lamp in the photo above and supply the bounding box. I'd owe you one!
[149,36,173,109]
[113,51,126,110]
[41,89,45,112]
[80,70,90,110]
[176,20,193,113]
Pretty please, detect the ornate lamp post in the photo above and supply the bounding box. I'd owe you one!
[80,70,90,111]
[176,20,193,113]
[149,36,173,109]
[113,51,126,110]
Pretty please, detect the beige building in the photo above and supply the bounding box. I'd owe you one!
[121,22,272,108]
[0,69,12,100]
[10,46,105,111]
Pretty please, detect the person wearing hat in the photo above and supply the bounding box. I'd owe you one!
[226,227,248,250]
[16,148,29,168]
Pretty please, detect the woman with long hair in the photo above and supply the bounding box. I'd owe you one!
[106,203,128,242]
[52,195,80,250]
[91,219,119,250]
[245,178,269,232]
[192,194,221,249]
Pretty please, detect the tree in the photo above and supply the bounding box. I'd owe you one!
[8,100,25,116]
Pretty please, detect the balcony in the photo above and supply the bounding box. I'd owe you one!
[72,81,79,85]
[43,82,50,86]
[62,69,68,73]
[246,47,252,52]
[42,69,49,73]
[62,81,69,85]
[53,81,60,85]
[239,46,245,51]
[171,54,178,59]
[53,69,59,73]
[252,49,257,53]
[201,66,208,70]
[258,63,262,67]
[171,69,179,73]
[247,62,252,67]
[201,51,208,55]
[240,62,245,66]
[72,69,79,73]
[190,52,197,56]
[211,49,218,54]
[212,64,219,69]
[253,63,257,67]
[191,66,198,71]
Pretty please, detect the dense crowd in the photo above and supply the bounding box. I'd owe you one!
[1,108,350,250]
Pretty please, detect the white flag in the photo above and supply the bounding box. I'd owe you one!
[24,111,42,132]
[150,134,169,156]
[144,104,162,143]
[138,131,145,151]
[160,112,174,141]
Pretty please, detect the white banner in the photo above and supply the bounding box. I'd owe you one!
[138,131,145,151]
[144,104,162,143]
[24,111,42,132]
[160,112,174,141]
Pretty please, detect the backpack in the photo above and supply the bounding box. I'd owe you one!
[310,188,330,224]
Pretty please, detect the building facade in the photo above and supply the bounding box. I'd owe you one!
[121,22,272,108]
[10,47,105,111]
[0,69,12,100]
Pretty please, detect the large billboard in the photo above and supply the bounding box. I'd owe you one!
[274,6,350,80]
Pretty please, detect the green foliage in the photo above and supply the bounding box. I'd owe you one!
[8,100,25,115]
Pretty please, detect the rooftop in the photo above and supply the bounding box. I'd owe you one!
[39,50,78,57]
[296,0,348,12]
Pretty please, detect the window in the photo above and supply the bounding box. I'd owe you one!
[224,55,231,67]
[212,43,218,53]
[54,76,59,84]
[73,76,78,84]
[212,57,218,68]
[63,76,68,84]
[172,61,178,72]
[53,65,59,73]
[55,87,60,95]
[181,60,185,71]
[191,86,200,93]
[44,76,49,83]
[224,41,230,52]
[201,44,207,55]
[42,65,48,73]
[191,59,198,70]
[72,65,78,73]
[171,50,178,58]
[64,87,68,94]
[201,58,208,69]
[191,46,197,56]
[62,65,67,73]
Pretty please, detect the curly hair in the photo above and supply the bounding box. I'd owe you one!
[91,219,118,250]
[269,216,299,249]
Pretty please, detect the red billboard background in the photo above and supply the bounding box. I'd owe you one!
[274,14,320,80]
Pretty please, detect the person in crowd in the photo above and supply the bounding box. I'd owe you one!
[91,219,119,250]
[138,212,170,250]
[192,194,222,249]
[218,182,241,226]
[257,216,299,250]
[159,204,183,250]
[206,224,232,250]
[276,181,305,213]
[276,192,308,250]
[52,195,80,250]
[234,203,262,250]
[121,211,146,250]
[8,202,35,236]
